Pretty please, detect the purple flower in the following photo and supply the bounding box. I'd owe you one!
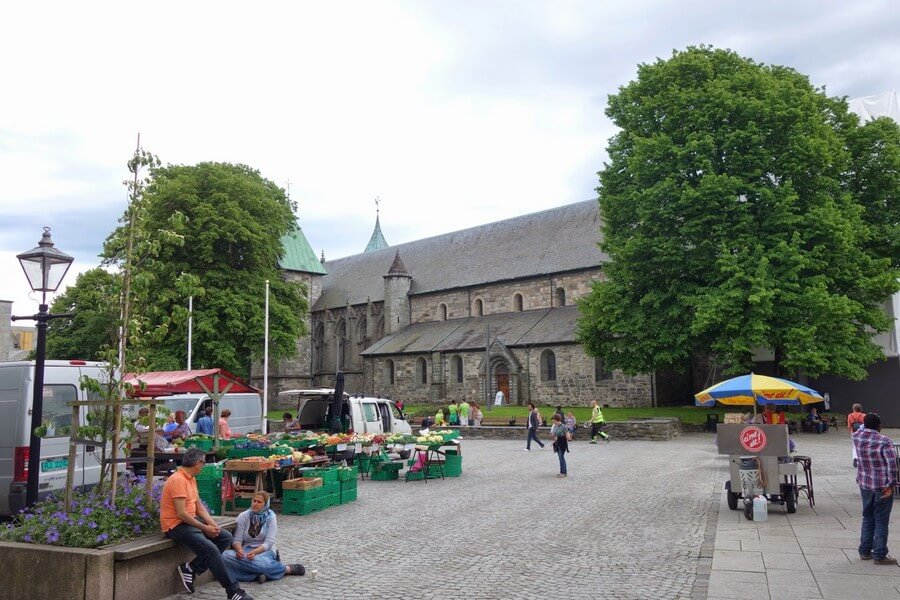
[81,507,93,516]
[45,530,60,543]
[88,521,97,529]
[96,533,109,543]
[23,535,32,542]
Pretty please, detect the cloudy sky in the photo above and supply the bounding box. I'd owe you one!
[1,1,898,318]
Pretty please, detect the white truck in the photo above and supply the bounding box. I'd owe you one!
[0,360,113,517]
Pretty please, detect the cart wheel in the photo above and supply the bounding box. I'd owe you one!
[725,481,739,511]
[781,483,797,514]
[743,500,754,521]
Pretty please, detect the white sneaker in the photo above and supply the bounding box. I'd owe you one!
[524,448,531,452]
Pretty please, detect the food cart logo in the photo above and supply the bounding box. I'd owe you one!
[740,426,767,452]
[760,391,792,399]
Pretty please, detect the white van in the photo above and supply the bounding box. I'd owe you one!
[0,360,114,517]
[160,392,263,437]
[278,389,412,439]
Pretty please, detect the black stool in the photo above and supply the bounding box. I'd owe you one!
[793,455,814,507]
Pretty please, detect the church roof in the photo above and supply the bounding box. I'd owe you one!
[314,200,604,310]
[363,215,389,253]
[279,226,327,274]
[361,306,581,355]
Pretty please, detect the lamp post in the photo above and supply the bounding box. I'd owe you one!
[12,227,73,508]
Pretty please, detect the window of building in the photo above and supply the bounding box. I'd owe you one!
[474,298,483,316]
[416,357,428,385]
[595,357,613,381]
[357,318,368,355]
[540,349,557,382]
[556,287,566,307]
[384,359,395,386]
[451,355,464,383]
[513,293,523,312]
[338,320,349,370]
[440,303,448,320]
[314,323,325,372]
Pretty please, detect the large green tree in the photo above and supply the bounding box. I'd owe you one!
[46,268,121,360]
[103,161,308,377]
[577,46,900,380]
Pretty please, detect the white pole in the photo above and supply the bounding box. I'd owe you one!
[187,295,193,370]
[263,280,270,433]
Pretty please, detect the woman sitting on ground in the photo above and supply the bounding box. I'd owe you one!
[222,491,305,584]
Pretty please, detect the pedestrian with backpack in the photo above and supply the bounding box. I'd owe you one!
[589,400,610,444]
[550,414,570,478]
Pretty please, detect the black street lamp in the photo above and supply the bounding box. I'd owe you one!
[12,227,74,508]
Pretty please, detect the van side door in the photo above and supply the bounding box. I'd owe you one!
[361,402,383,434]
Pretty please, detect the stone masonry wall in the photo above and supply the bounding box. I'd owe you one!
[469,269,600,316]
[410,289,470,322]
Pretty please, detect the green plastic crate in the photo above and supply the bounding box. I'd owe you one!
[337,466,358,481]
[196,479,222,496]
[340,487,358,503]
[444,453,462,477]
[405,469,426,481]
[286,438,320,449]
[184,438,214,451]
[340,479,357,492]
[283,486,324,502]
[234,497,253,509]
[370,469,399,481]
[282,496,325,516]
[226,447,271,459]
[426,463,444,478]
[298,467,338,484]
[197,463,225,480]
[322,493,340,507]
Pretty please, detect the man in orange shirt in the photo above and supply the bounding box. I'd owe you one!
[162,448,253,600]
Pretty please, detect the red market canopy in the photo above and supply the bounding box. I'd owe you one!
[123,369,259,398]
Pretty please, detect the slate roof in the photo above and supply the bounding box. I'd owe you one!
[363,215,389,253]
[280,226,327,274]
[361,306,581,355]
[314,200,604,310]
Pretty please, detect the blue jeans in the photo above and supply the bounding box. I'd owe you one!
[859,488,894,559]
[526,428,544,450]
[223,546,286,582]
[165,519,238,593]
[556,444,567,475]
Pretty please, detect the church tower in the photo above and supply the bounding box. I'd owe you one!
[383,250,411,335]
[363,197,389,253]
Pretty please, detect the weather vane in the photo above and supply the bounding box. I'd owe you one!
[375,196,380,216]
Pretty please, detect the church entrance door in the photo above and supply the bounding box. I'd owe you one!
[496,373,509,405]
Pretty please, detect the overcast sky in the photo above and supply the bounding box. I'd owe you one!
[1,1,898,318]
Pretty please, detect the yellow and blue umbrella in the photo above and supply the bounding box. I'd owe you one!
[694,373,824,409]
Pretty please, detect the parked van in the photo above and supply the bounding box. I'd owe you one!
[278,389,412,438]
[0,360,116,517]
[160,392,263,437]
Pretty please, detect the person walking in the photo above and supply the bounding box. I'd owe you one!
[852,412,898,565]
[525,403,545,451]
[589,400,610,443]
[162,447,254,600]
[222,491,305,584]
[459,399,471,426]
[848,403,866,468]
[550,414,570,478]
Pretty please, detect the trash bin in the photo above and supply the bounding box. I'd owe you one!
[706,413,719,432]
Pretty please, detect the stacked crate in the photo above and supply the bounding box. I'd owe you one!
[282,477,326,516]
[337,466,358,503]
[196,463,224,515]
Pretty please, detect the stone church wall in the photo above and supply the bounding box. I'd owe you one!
[410,289,470,322]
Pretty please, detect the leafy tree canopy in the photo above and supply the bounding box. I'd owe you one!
[46,268,121,361]
[577,46,900,380]
[102,161,308,377]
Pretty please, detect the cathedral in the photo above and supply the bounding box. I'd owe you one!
[254,200,687,409]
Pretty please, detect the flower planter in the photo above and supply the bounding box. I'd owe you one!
[0,518,236,600]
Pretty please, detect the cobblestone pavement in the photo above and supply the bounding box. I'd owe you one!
[162,434,723,600]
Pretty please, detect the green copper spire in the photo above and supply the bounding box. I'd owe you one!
[280,225,327,274]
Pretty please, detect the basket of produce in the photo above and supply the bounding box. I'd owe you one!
[282,477,323,491]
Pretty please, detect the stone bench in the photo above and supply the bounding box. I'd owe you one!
[0,517,237,600]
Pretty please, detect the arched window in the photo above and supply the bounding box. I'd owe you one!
[357,318,369,355]
[556,287,566,307]
[337,320,349,370]
[540,349,557,382]
[416,357,428,385]
[375,316,384,341]
[474,298,483,316]
[595,357,613,381]
[513,293,523,312]
[314,323,325,372]
[384,359,395,386]
[440,303,448,320]
[451,355,463,384]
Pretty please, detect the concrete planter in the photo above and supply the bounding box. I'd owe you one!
[0,518,236,600]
